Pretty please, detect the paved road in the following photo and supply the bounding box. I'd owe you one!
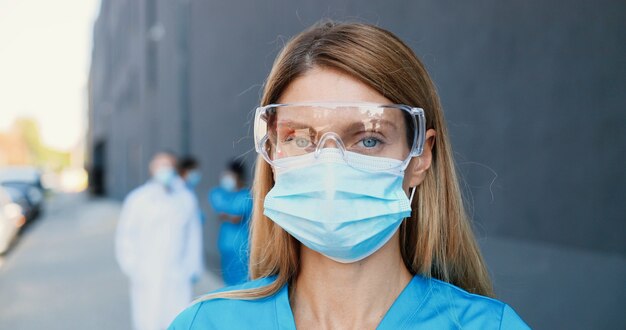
[0,193,222,330]
[0,193,624,329]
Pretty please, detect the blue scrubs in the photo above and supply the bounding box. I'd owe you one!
[170,275,530,329]
[209,187,252,286]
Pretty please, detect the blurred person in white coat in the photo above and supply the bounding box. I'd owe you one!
[116,152,203,330]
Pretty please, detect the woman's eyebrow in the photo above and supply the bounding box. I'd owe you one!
[276,120,312,129]
[277,119,398,134]
[344,119,398,132]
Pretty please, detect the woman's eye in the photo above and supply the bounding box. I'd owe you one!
[361,137,379,148]
[295,137,311,148]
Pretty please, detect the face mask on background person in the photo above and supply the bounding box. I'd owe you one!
[154,166,177,187]
[263,149,413,263]
[220,174,237,192]
[185,170,202,189]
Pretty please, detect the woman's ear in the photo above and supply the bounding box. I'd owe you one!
[404,129,436,189]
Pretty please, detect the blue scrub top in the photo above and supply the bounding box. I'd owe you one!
[170,275,530,329]
[216,221,249,285]
[209,187,251,217]
[209,187,252,286]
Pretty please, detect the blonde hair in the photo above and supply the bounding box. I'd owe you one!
[204,21,493,301]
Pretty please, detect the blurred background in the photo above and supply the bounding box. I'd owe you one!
[0,0,624,329]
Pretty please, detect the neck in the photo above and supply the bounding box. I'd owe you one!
[291,232,412,329]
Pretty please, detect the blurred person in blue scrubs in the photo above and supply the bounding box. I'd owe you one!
[116,152,203,330]
[208,159,252,286]
[170,22,529,329]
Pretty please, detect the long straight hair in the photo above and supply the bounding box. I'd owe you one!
[202,21,493,301]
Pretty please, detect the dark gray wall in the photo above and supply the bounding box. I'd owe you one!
[89,0,191,199]
[89,1,626,326]
[186,0,626,256]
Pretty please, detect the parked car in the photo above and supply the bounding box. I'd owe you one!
[1,181,43,221]
[0,166,44,188]
[0,166,45,219]
[0,186,25,254]
[1,184,36,223]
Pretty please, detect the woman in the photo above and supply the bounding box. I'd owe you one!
[171,21,529,329]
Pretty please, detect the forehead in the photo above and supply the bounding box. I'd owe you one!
[275,68,401,129]
[274,105,404,132]
[278,68,391,105]
[152,154,175,166]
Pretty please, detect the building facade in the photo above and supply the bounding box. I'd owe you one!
[89,0,626,284]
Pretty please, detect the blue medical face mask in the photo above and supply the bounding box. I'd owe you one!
[185,170,202,188]
[154,166,176,187]
[263,149,413,263]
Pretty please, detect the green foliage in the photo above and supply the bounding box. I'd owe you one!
[14,118,71,170]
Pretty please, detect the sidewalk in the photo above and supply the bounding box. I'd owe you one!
[0,193,222,330]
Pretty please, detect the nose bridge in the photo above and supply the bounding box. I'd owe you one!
[315,132,346,156]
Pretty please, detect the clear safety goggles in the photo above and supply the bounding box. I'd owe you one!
[254,102,426,171]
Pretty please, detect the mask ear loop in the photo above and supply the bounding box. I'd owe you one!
[408,156,421,205]
[409,186,417,204]
[405,186,417,221]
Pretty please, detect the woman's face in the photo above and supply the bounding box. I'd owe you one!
[276,67,431,190]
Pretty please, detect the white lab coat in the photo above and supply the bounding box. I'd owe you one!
[115,178,203,330]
